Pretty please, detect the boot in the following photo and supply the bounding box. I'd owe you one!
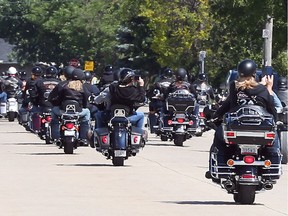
[148,113,157,133]
[79,121,90,146]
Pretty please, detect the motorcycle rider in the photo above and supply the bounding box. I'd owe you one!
[98,65,114,90]
[205,59,281,179]
[48,68,91,145]
[93,68,146,129]
[83,71,100,123]
[147,68,175,133]
[193,73,215,102]
[18,66,45,126]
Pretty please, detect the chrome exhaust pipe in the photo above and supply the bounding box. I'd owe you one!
[263,182,273,190]
[224,180,235,191]
[102,151,109,157]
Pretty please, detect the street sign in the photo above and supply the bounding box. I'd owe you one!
[84,61,94,71]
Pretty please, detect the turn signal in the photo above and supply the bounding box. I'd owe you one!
[177,118,184,123]
[41,118,46,124]
[264,160,271,167]
[46,116,52,122]
[227,159,234,166]
[244,156,255,164]
[188,120,194,125]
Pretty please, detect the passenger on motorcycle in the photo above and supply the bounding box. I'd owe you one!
[205,59,281,179]
[48,68,91,145]
[1,67,23,96]
[93,68,146,130]
[147,68,175,133]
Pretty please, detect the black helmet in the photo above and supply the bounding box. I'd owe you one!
[84,71,92,81]
[163,68,173,78]
[45,66,58,77]
[175,68,187,81]
[63,66,75,79]
[119,68,135,84]
[278,76,287,90]
[104,65,113,72]
[32,66,43,76]
[198,73,207,81]
[19,71,27,80]
[237,59,257,77]
[71,68,85,81]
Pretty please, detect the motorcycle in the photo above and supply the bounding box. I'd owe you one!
[195,90,210,136]
[207,105,282,204]
[158,89,198,146]
[38,107,53,144]
[6,89,21,122]
[57,100,82,154]
[93,104,145,166]
[278,102,288,164]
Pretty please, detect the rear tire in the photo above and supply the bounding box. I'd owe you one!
[280,131,288,164]
[64,137,74,154]
[236,185,256,204]
[173,134,185,146]
[8,112,15,122]
[112,157,124,166]
[160,134,168,141]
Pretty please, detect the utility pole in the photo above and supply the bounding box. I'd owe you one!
[262,15,273,75]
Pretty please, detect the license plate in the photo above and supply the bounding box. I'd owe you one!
[114,150,126,157]
[240,145,258,155]
[64,130,75,136]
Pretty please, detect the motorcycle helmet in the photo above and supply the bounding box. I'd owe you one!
[63,66,75,79]
[84,71,92,81]
[198,73,207,81]
[71,68,85,81]
[7,66,17,75]
[237,59,257,77]
[104,65,113,72]
[119,68,135,85]
[278,76,288,90]
[31,66,43,76]
[163,68,173,78]
[19,71,27,80]
[45,66,58,77]
[175,68,187,81]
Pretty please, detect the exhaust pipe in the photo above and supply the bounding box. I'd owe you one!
[223,180,235,191]
[102,151,109,157]
[55,140,62,147]
[263,182,273,190]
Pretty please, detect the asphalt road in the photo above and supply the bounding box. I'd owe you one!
[0,115,287,216]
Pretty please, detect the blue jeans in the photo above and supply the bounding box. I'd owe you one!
[96,110,144,129]
[0,92,7,103]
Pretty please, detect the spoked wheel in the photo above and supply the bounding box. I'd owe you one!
[235,185,256,204]
[112,157,124,166]
[64,137,74,154]
[173,134,185,146]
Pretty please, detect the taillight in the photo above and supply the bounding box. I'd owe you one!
[226,131,236,137]
[265,132,275,139]
[133,136,139,143]
[65,123,75,129]
[41,118,46,124]
[168,120,172,125]
[227,159,234,166]
[102,136,108,144]
[244,156,255,164]
[46,116,52,122]
[188,120,194,125]
[199,112,205,118]
[177,118,184,123]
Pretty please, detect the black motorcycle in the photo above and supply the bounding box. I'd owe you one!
[38,107,53,144]
[93,104,145,166]
[159,89,198,146]
[278,102,288,164]
[207,105,282,204]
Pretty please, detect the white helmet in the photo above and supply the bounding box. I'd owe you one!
[7,67,17,75]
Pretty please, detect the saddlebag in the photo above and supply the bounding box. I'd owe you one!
[94,127,109,149]
[130,126,144,149]
[167,92,196,113]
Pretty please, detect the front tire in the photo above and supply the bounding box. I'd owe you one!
[64,137,74,154]
[280,131,288,164]
[235,185,256,204]
[112,157,124,166]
